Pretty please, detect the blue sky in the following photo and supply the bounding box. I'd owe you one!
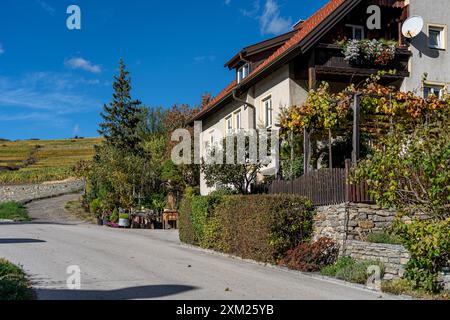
[0,0,328,140]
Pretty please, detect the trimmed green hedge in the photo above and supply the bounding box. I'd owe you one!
[179,194,315,263]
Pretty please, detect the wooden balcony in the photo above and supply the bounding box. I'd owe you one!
[314,43,411,79]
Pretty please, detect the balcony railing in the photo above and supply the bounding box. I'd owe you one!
[315,43,411,78]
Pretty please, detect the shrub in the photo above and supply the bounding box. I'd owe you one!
[199,215,223,250]
[179,193,195,244]
[0,259,34,300]
[191,193,224,244]
[381,279,450,300]
[321,256,355,277]
[354,120,450,219]
[366,231,402,245]
[89,198,102,215]
[279,237,338,272]
[335,260,383,285]
[381,278,412,296]
[179,192,224,245]
[320,256,384,285]
[0,202,30,221]
[110,209,119,223]
[393,218,450,293]
[179,194,315,264]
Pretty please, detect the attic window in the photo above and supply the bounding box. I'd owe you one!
[237,63,250,83]
[346,24,365,40]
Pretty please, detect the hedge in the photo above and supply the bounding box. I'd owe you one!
[179,194,315,264]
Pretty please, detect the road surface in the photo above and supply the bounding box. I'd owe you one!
[0,194,402,300]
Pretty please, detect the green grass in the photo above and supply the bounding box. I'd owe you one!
[65,199,96,224]
[0,259,34,300]
[0,138,102,184]
[0,202,30,221]
[321,256,384,285]
[366,232,403,245]
[381,279,450,300]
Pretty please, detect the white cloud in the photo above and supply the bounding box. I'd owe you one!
[259,0,292,35]
[72,124,81,136]
[64,58,102,74]
[36,0,55,15]
[0,73,101,115]
[240,1,260,18]
[241,0,292,35]
[0,44,4,55]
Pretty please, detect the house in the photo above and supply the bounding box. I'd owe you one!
[192,0,450,196]
[401,0,450,97]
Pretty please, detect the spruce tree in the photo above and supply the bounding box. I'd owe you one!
[99,58,143,153]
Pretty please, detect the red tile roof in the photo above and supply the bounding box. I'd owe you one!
[196,0,346,119]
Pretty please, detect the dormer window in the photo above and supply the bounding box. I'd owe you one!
[346,24,365,40]
[237,63,250,83]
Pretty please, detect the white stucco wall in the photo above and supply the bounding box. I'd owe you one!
[402,0,450,95]
[199,99,248,195]
[199,64,308,195]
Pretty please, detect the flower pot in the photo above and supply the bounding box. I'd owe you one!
[119,218,130,228]
[96,217,103,226]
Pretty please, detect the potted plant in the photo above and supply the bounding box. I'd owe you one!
[96,214,103,226]
[89,198,103,225]
[119,213,130,228]
[102,212,110,226]
[110,208,119,224]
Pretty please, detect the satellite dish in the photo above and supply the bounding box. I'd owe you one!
[402,16,424,39]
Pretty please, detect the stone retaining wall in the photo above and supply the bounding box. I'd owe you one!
[314,203,397,243]
[0,180,84,204]
[313,203,411,280]
[344,240,410,280]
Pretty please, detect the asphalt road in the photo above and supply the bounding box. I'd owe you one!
[0,194,402,300]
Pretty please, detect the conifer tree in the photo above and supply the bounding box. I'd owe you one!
[99,58,143,153]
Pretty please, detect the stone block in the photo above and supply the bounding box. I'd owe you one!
[383,274,395,280]
[400,258,410,265]
[358,220,375,229]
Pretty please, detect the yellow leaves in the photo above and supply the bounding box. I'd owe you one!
[280,75,450,136]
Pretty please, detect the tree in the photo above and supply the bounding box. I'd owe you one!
[73,160,92,198]
[164,104,200,187]
[98,58,143,153]
[354,118,450,219]
[201,134,271,194]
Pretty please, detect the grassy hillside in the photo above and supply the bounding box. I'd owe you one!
[0,138,102,184]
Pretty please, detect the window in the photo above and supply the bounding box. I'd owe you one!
[235,111,242,130]
[428,25,446,50]
[346,24,365,40]
[225,116,233,134]
[263,96,273,128]
[424,84,445,99]
[237,63,250,83]
[210,131,216,147]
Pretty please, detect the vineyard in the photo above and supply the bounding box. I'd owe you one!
[0,138,102,184]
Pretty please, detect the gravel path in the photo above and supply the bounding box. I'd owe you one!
[25,193,83,224]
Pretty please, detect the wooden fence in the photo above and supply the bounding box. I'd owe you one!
[267,164,374,206]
